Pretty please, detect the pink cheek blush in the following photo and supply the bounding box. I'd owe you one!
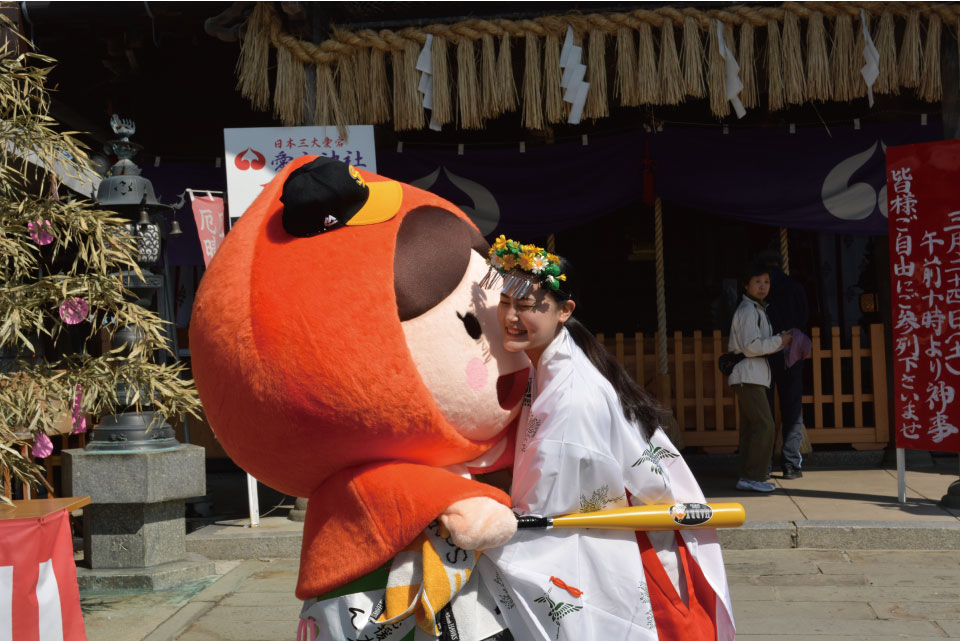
[465,358,488,391]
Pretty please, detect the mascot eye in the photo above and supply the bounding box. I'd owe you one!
[457,311,483,340]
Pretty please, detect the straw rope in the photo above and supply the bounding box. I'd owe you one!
[654,197,668,377]
[239,2,960,129]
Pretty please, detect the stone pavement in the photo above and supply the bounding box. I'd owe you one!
[77,463,960,641]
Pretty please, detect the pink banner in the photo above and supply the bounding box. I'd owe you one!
[191,194,225,266]
[887,139,960,452]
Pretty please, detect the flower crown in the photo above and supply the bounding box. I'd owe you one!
[481,235,567,295]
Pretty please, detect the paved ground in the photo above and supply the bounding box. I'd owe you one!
[80,549,960,641]
[77,462,960,640]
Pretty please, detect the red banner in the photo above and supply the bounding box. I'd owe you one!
[887,139,960,452]
[0,510,86,641]
[190,194,226,267]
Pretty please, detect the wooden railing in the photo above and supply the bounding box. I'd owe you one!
[596,324,889,451]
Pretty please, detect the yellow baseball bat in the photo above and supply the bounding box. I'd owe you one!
[516,502,745,531]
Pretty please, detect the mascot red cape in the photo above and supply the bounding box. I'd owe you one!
[190,156,528,639]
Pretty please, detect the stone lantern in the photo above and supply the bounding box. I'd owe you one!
[62,116,211,590]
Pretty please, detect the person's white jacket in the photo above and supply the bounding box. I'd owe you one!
[727,295,783,387]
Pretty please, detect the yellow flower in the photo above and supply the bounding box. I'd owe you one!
[501,254,518,270]
[519,251,537,271]
[547,253,560,263]
[559,274,567,281]
[492,235,508,252]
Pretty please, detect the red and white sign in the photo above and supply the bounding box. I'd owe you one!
[223,125,376,220]
[887,139,960,452]
[0,510,86,641]
[190,193,225,267]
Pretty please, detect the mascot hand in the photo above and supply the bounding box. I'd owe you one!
[439,497,517,551]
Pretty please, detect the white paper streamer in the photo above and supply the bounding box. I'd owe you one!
[716,20,746,119]
[860,9,880,108]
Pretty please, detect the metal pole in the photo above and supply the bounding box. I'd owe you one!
[897,448,906,504]
[247,473,261,527]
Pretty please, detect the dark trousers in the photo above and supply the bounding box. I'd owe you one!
[766,352,804,470]
[735,383,775,482]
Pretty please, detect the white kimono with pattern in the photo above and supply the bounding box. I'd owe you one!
[479,328,735,641]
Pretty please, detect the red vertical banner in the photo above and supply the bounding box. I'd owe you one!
[887,139,960,452]
[190,194,226,267]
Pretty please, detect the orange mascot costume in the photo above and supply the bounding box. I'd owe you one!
[190,156,529,640]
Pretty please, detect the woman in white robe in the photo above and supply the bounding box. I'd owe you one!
[476,239,735,641]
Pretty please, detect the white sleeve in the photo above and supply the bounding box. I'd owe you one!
[733,306,783,357]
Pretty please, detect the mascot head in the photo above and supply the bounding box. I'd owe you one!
[189,156,528,594]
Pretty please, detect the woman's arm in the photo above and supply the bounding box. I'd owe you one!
[735,307,783,357]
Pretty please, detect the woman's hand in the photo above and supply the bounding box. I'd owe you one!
[439,496,517,551]
[780,331,793,347]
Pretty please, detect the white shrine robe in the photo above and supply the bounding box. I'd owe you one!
[479,328,735,641]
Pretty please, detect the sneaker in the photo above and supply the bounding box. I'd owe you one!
[736,478,776,492]
[781,465,803,480]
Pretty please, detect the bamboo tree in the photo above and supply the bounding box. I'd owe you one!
[0,16,201,503]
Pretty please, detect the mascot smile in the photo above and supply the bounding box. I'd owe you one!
[190,155,528,640]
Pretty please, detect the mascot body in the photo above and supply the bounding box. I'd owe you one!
[190,156,527,640]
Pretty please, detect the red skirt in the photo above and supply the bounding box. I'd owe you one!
[636,530,718,641]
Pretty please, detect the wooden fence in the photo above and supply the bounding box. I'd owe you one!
[596,324,889,452]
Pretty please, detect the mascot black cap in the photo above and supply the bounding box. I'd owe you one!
[281,157,371,237]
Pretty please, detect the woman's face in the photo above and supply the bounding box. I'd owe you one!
[745,273,771,300]
[497,283,575,364]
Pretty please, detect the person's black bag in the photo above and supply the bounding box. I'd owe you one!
[718,351,746,376]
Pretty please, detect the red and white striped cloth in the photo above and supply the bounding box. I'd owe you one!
[0,509,85,641]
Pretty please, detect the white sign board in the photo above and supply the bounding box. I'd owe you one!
[223,125,377,219]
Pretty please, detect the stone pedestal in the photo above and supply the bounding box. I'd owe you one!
[62,444,214,590]
[288,497,308,522]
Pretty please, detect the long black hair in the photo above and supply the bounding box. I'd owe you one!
[549,257,660,439]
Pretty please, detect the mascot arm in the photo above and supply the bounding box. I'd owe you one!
[297,461,510,599]
[440,496,518,551]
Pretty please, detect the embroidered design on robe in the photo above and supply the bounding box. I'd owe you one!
[578,484,625,513]
[632,444,680,485]
[533,593,583,638]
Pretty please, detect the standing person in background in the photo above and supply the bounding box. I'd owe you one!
[758,250,809,480]
[729,263,792,492]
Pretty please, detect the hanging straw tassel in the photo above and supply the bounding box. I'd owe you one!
[584,29,610,119]
[353,47,371,123]
[766,19,784,110]
[480,33,499,119]
[431,36,453,127]
[919,13,942,102]
[543,30,565,123]
[707,19,728,117]
[658,21,684,105]
[874,11,898,94]
[314,64,345,134]
[830,12,855,101]
[496,34,518,113]
[367,42,392,124]
[805,11,831,101]
[274,47,306,125]
[782,10,805,104]
[457,37,483,129]
[392,40,424,131]
[739,22,757,108]
[899,10,921,89]
[615,26,640,106]
[336,57,359,125]
[522,33,545,130]
[236,2,272,112]
[682,17,706,98]
[637,22,660,104]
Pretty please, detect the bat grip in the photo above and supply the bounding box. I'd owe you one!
[516,514,553,529]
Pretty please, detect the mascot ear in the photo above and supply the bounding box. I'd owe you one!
[394,207,489,321]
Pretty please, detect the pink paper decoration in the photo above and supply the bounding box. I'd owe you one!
[72,384,87,434]
[33,432,53,459]
[28,219,54,246]
[58,297,89,325]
